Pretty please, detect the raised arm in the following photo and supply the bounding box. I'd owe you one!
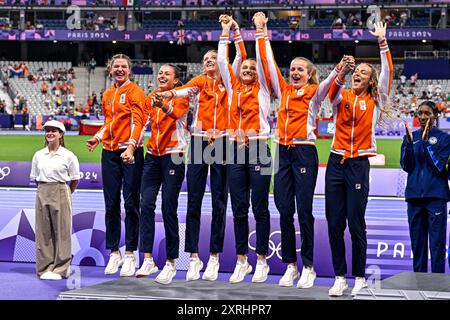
[217,15,239,98]
[328,56,354,106]
[231,19,247,77]
[253,14,270,95]
[157,76,202,100]
[311,60,344,107]
[152,93,190,121]
[253,12,287,100]
[370,22,393,105]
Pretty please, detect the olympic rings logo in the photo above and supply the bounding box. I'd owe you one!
[248,230,301,260]
[0,166,10,180]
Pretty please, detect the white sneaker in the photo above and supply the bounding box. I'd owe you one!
[40,271,62,280]
[186,257,203,281]
[278,265,299,287]
[328,276,348,297]
[136,258,159,278]
[251,259,270,283]
[120,254,136,277]
[104,252,123,275]
[297,266,317,289]
[202,256,220,281]
[351,277,368,296]
[229,259,252,284]
[155,262,177,285]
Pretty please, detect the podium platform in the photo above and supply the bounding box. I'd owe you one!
[57,272,450,300]
[355,272,450,300]
[57,277,351,300]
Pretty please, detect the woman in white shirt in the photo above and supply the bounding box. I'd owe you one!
[30,120,80,280]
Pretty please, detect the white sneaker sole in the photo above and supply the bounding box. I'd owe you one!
[40,273,62,280]
[252,266,270,283]
[186,261,203,281]
[351,285,368,296]
[229,265,253,284]
[135,266,159,278]
[202,270,219,281]
[120,269,136,277]
[328,284,349,297]
[155,271,177,285]
[297,274,316,289]
[104,261,123,275]
[278,273,299,287]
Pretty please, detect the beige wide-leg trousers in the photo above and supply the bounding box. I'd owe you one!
[35,182,72,277]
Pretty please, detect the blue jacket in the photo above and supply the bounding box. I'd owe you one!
[400,127,450,201]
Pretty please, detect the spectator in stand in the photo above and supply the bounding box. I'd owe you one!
[54,82,61,97]
[1,64,8,84]
[410,73,417,87]
[88,57,97,75]
[62,82,68,95]
[69,83,75,94]
[0,99,5,113]
[435,84,442,97]
[332,17,345,29]
[19,96,26,111]
[13,94,20,110]
[400,12,407,28]
[65,118,72,131]
[9,107,16,130]
[22,105,29,130]
[92,92,98,106]
[68,93,75,108]
[384,14,392,26]
[400,73,406,88]
[347,13,362,27]
[427,80,434,97]
[42,82,48,94]
[420,90,428,100]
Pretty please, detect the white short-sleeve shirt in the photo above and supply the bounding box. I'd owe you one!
[30,146,81,183]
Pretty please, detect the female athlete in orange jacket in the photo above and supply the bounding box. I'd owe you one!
[86,54,146,277]
[135,64,189,285]
[262,12,342,289]
[325,22,393,297]
[157,17,246,282]
[217,15,272,284]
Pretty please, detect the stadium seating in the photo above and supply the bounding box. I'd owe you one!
[6,61,72,115]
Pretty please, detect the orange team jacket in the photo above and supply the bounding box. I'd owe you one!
[328,39,393,160]
[94,80,146,151]
[169,33,247,138]
[265,37,341,146]
[143,90,190,156]
[218,31,271,142]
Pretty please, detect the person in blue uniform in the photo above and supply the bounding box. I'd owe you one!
[401,100,450,273]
